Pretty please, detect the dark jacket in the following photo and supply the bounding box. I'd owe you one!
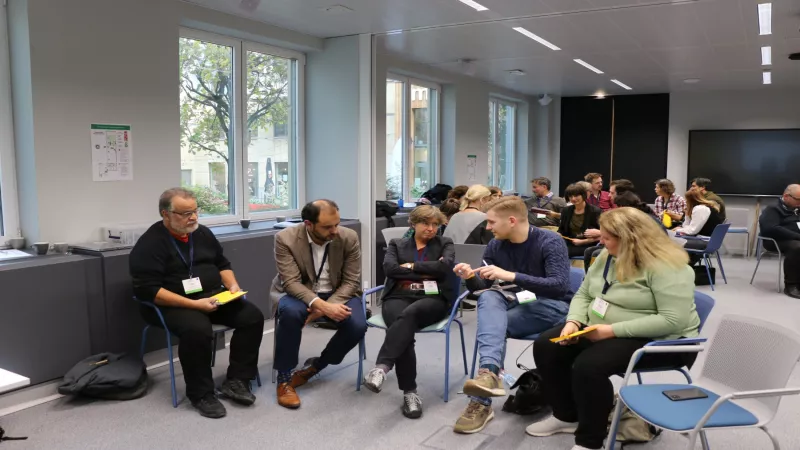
[704,191,726,222]
[382,235,456,304]
[465,220,494,245]
[697,206,724,237]
[760,200,800,242]
[557,204,603,238]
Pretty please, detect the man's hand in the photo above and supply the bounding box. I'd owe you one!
[400,262,414,270]
[312,299,352,322]
[584,228,601,239]
[475,265,515,282]
[666,211,683,220]
[194,298,219,313]
[547,210,560,219]
[228,284,241,294]
[585,324,615,342]
[305,307,325,325]
[453,263,474,280]
[572,238,591,246]
[558,321,581,346]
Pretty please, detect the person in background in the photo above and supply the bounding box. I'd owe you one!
[438,198,462,236]
[653,179,686,224]
[270,200,366,409]
[576,181,593,202]
[558,183,602,258]
[130,188,265,419]
[489,186,503,199]
[443,185,493,244]
[759,184,800,299]
[451,196,571,434]
[674,189,723,264]
[447,185,469,203]
[525,177,567,229]
[528,208,699,450]
[691,177,726,222]
[362,206,454,419]
[584,173,613,211]
[608,179,635,206]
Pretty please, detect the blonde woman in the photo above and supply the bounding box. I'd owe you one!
[527,208,700,450]
[443,185,492,244]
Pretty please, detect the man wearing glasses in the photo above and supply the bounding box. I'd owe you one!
[759,184,800,299]
[130,187,265,418]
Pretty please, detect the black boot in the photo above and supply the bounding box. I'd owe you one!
[784,284,800,299]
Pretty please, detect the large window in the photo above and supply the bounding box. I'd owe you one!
[385,76,439,201]
[179,29,303,222]
[488,98,516,191]
[0,6,19,239]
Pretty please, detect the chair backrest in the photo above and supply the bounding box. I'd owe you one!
[569,267,585,293]
[699,314,800,416]
[702,223,732,253]
[381,226,409,243]
[726,207,751,228]
[454,243,487,269]
[693,291,715,333]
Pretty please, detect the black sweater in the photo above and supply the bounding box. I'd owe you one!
[130,222,232,302]
[760,201,800,242]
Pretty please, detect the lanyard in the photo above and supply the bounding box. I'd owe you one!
[311,243,330,282]
[414,246,428,262]
[536,197,552,208]
[170,234,194,278]
[602,256,615,295]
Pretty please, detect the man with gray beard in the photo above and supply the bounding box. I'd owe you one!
[130,187,265,418]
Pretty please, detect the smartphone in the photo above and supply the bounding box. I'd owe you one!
[662,388,708,401]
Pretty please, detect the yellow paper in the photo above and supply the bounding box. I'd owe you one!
[549,325,598,343]
[213,290,247,305]
[662,212,672,228]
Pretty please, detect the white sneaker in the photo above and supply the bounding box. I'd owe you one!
[570,446,600,450]
[363,368,385,393]
[525,415,578,437]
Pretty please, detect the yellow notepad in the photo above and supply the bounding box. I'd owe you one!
[213,290,247,305]
[549,325,598,343]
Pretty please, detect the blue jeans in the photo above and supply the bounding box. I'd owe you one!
[472,290,569,405]
[274,295,367,372]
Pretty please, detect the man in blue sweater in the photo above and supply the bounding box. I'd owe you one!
[452,196,572,434]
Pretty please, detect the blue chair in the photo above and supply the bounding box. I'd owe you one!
[618,291,715,385]
[725,221,751,258]
[137,298,262,408]
[606,314,800,450]
[684,223,731,291]
[750,234,783,293]
[469,267,586,377]
[356,286,469,402]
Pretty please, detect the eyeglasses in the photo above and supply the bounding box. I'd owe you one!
[171,209,200,218]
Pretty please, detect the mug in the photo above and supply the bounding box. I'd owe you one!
[53,243,69,254]
[239,219,251,229]
[32,242,50,255]
[7,237,25,250]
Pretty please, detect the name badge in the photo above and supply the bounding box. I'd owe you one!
[423,280,439,295]
[516,290,537,304]
[536,214,546,219]
[182,277,203,295]
[592,297,609,319]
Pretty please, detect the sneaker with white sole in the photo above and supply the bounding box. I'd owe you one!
[453,400,494,434]
[363,367,385,393]
[570,446,598,450]
[525,415,578,437]
[462,369,506,398]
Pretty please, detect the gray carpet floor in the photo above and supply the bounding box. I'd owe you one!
[2,256,800,449]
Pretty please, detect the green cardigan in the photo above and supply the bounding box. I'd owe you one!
[567,251,700,341]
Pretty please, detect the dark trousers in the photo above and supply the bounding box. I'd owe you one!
[140,299,265,401]
[765,240,800,284]
[533,326,697,449]
[274,295,367,372]
[684,239,708,265]
[567,242,593,258]
[583,245,604,272]
[376,294,449,391]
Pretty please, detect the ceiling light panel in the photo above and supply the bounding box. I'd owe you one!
[763,71,772,85]
[611,79,632,90]
[574,59,604,74]
[761,46,772,66]
[758,3,772,35]
[512,27,561,51]
[459,0,488,11]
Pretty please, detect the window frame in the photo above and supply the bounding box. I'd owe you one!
[0,5,20,241]
[180,28,305,226]
[386,73,441,202]
[488,97,517,191]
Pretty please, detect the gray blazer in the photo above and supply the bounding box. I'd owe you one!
[382,235,456,304]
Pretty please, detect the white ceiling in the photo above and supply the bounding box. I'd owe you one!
[187,0,800,96]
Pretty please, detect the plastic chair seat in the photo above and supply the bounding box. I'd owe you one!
[367,314,448,333]
[620,383,759,431]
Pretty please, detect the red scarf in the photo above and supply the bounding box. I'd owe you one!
[170,231,189,243]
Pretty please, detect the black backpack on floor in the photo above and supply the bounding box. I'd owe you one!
[58,353,148,400]
[502,369,547,415]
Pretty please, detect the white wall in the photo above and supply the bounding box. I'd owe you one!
[8,0,323,243]
[374,53,537,200]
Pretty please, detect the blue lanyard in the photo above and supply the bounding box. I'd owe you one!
[536,196,552,208]
[170,234,194,278]
[602,256,614,295]
[414,246,428,262]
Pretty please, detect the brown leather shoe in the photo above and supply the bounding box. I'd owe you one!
[290,366,318,388]
[277,383,301,409]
